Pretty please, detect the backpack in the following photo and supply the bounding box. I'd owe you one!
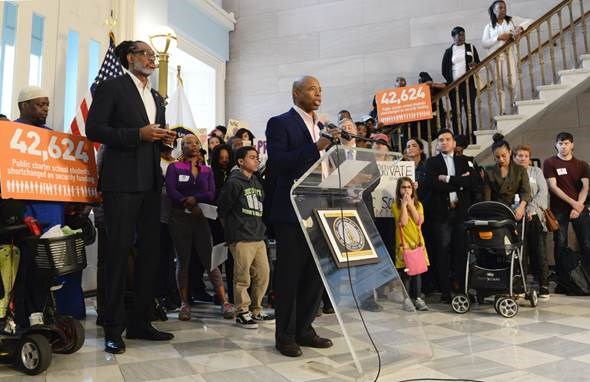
[556,247,590,296]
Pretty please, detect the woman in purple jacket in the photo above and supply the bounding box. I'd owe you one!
[165,134,233,321]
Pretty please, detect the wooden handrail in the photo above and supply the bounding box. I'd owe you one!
[520,9,590,63]
[432,0,584,103]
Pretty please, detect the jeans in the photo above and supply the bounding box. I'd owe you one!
[554,209,590,272]
[525,214,549,287]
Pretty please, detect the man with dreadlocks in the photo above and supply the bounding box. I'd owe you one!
[86,40,176,354]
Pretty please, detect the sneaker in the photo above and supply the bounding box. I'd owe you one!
[414,298,429,311]
[360,298,383,312]
[235,312,258,329]
[178,304,191,321]
[539,286,550,300]
[252,312,275,323]
[403,298,415,312]
[222,302,234,319]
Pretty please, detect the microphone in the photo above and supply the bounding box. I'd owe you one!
[320,123,352,140]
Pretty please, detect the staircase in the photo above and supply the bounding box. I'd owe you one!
[466,54,590,158]
[423,0,590,161]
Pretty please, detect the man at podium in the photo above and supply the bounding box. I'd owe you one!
[265,75,338,357]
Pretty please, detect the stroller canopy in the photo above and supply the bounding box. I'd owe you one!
[466,201,516,223]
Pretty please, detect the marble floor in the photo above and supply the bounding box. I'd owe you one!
[1,292,590,381]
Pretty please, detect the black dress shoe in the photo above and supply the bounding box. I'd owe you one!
[275,342,302,357]
[296,335,333,348]
[105,338,126,354]
[126,324,174,341]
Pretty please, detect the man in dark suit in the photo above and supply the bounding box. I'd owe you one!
[266,75,337,357]
[86,40,176,354]
[424,129,475,303]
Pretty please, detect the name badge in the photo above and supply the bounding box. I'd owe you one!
[178,175,190,182]
[468,161,474,168]
[529,176,536,184]
[556,168,568,176]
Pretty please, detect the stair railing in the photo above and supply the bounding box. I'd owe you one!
[385,0,589,154]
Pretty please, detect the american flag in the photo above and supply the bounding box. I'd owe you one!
[70,32,123,137]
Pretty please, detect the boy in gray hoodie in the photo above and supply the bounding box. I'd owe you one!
[217,146,274,328]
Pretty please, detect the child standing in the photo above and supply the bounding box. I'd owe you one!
[217,146,274,328]
[391,177,430,311]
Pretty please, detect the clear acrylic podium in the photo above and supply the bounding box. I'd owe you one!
[290,146,432,381]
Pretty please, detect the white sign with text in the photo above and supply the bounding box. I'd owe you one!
[372,160,415,218]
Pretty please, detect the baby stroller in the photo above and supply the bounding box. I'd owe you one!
[451,201,538,318]
[0,201,86,375]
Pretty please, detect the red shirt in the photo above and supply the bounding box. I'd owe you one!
[543,155,589,213]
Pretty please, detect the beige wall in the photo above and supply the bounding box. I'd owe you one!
[222,0,561,137]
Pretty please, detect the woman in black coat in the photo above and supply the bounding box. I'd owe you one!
[441,26,480,140]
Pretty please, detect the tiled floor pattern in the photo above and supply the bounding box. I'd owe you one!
[2,293,590,381]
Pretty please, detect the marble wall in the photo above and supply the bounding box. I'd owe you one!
[222,0,561,136]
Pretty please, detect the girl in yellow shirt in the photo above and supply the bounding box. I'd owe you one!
[391,177,430,311]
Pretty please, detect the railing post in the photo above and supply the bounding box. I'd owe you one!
[547,17,558,83]
[580,0,589,52]
[444,95,452,130]
[568,1,579,66]
[454,85,462,134]
[506,47,516,111]
[485,65,495,127]
[435,100,442,131]
[516,39,525,100]
[476,77,484,137]
[558,9,568,69]
[465,78,474,142]
[526,34,536,99]
[495,55,506,115]
[537,27,547,85]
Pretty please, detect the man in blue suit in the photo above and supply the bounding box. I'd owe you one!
[266,76,337,357]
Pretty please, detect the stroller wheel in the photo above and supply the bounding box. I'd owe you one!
[494,296,503,313]
[15,334,52,375]
[451,294,470,314]
[497,297,519,318]
[526,289,538,308]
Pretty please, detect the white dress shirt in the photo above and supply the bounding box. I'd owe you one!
[442,152,459,204]
[293,104,320,142]
[125,68,156,124]
[452,44,467,81]
[293,105,329,177]
[482,17,533,52]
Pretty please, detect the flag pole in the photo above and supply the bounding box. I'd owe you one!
[177,65,183,87]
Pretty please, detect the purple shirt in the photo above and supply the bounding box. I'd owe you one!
[165,161,215,208]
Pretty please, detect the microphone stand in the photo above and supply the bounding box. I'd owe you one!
[340,131,392,151]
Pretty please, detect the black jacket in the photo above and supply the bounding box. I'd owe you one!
[424,153,474,217]
[86,74,166,192]
[265,108,322,223]
[217,169,266,244]
[441,43,480,85]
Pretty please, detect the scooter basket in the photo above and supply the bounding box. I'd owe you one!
[26,233,87,276]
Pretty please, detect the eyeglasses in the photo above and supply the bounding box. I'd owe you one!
[132,49,158,63]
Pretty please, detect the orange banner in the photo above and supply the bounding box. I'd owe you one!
[0,121,99,203]
[375,84,432,125]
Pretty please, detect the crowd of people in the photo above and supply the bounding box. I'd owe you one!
[367,0,534,148]
[3,0,588,361]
